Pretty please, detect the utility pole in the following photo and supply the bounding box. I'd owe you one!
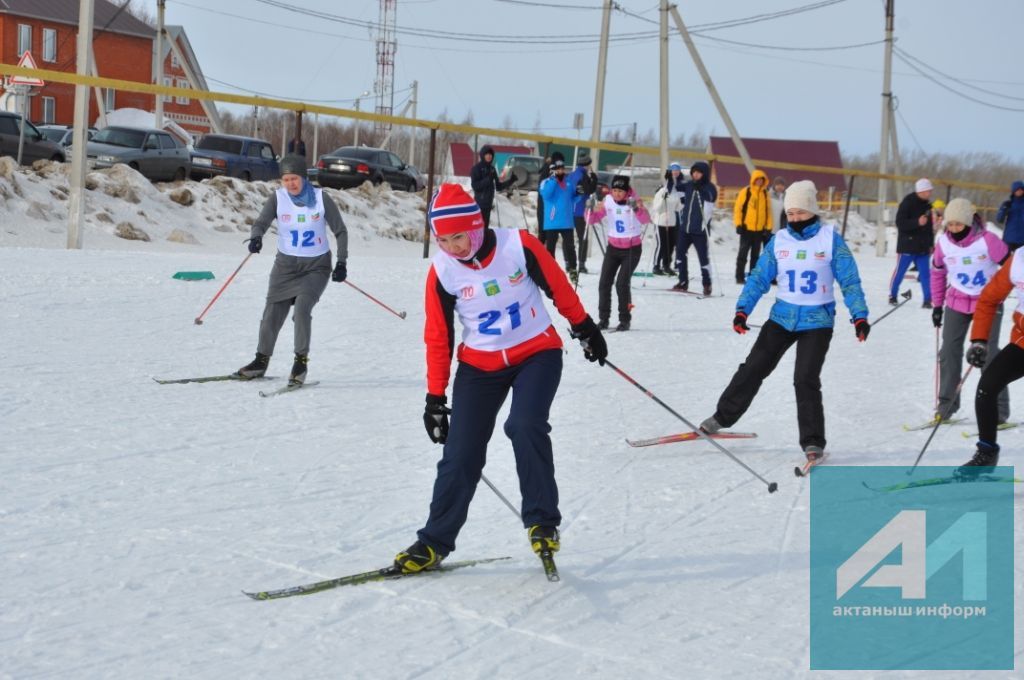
[889,119,904,201]
[589,0,612,170]
[658,0,669,173]
[67,0,95,250]
[312,113,319,161]
[408,80,418,165]
[669,5,754,174]
[875,0,895,257]
[154,0,165,127]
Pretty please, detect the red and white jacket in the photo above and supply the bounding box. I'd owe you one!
[424,228,588,396]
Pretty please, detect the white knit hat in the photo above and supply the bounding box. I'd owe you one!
[915,178,934,193]
[944,197,975,226]
[783,180,819,214]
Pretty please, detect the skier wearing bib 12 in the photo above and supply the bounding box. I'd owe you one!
[587,175,652,331]
[394,183,608,573]
[699,181,869,461]
[237,155,348,385]
[929,198,1010,426]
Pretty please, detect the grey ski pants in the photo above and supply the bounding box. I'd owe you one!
[938,306,1009,421]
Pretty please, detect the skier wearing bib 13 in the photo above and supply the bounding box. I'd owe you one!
[394,183,608,573]
[698,180,870,462]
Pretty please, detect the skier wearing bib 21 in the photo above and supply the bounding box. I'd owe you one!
[699,181,870,461]
[395,183,608,573]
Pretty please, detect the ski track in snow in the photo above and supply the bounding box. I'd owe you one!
[0,206,1021,679]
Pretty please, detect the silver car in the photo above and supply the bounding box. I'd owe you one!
[85,126,191,182]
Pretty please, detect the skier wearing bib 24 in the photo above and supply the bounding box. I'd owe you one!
[699,181,869,461]
[394,184,608,575]
[929,198,1010,425]
[237,155,348,385]
[587,175,652,331]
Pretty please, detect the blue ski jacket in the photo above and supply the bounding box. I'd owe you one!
[736,219,869,331]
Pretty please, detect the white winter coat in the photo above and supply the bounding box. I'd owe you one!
[651,187,682,227]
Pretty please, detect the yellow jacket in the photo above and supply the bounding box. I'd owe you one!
[733,169,773,232]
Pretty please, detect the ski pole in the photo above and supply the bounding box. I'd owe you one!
[601,357,778,493]
[194,253,252,325]
[934,326,941,413]
[910,365,973,473]
[344,280,407,319]
[481,473,521,520]
[516,187,530,229]
[871,289,912,326]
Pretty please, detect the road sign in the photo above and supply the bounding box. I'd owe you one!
[10,51,45,87]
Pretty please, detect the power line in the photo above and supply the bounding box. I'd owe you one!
[205,75,412,104]
[894,46,1024,103]
[892,51,1024,113]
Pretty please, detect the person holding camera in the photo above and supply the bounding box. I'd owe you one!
[470,145,517,228]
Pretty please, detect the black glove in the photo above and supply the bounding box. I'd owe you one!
[423,394,451,444]
[855,318,871,342]
[931,307,943,328]
[247,236,262,254]
[965,341,987,368]
[735,225,744,235]
[332,260,347,283]
[571,316,608,366]
[732,311,750,334]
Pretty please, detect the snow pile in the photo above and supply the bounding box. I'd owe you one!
[0,158,443,252]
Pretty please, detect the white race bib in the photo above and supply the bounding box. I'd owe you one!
[275,187,329,257]
[774,224,836,306]
[939,233,1000,297]
[602,195,643,240]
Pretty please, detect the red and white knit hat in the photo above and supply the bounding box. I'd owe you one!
[428,184,485,236]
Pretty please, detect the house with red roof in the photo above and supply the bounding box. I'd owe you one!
[445,141,535,178]
[708,136,846,206]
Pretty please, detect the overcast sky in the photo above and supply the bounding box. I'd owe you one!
[163,0,1024,161]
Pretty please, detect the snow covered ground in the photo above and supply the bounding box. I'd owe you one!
[0,165,1020,678]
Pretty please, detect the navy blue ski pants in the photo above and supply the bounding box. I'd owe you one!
[418,349,563,555]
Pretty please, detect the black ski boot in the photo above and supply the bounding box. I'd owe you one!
[703,283,712,296]
[700,415,722,434]
[598,319,609,330]
[615,321,630,332]
[672,281,688,291]
[956,442,1000,479]
[394,540,443,573]
[236,352,269,379]
[289,354,308,385]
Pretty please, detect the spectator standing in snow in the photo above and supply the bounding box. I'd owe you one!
[651,163,683,276]
[572,155,599,274]
[470,145,517,228]
[890,178,934,307]
[236,155,348,385]
[394,183,607,573]
[733,169,773,283]
[539,159,586,281]
[929,198,1010,426]
[536,151,562,236]
[996,181,1024,251]
[672,160,717,296]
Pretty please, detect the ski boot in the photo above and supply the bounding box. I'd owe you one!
[652,266,664,276]
[528,525,560,555]
[394,540,444,573]
[598,319,610,330]
[289,354,308,385]
[615,321,630,332]
[804,445,826,462]
[236,352,269,379]
[567,268,579,285]
[921,301,932,309]
[579,265,589,274]
[888,296,898,306]
[703,283,712,296]
[955,442,999,479]
[699,415,722,435]
[672,281,688,291]
[665,267,677,277]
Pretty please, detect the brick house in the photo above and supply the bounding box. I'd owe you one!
[0,0,216,137]
[155,25,219,140]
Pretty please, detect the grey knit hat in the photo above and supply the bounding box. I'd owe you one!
[279,154,307,178]
[944,197,975,226]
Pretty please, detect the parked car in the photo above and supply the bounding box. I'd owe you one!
[0,113,66,164]
[84,126,191,181]
[190,133,278,181]
[499,154,544,192]
[315,146,419,192]
[404,163,427,191]
[38,125,96,147]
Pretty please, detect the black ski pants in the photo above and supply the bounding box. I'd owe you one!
[976,343,1024,447]
[574,216,589,270]
[736,229,765,279]
[543,228,577,271]
[418,349,563,555]
[598,244,642,325]
[654,224,677,271]
[714,321,833,450]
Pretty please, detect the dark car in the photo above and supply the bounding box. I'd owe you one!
[190,133,279,181]
[83,126,191,182]
[0,113,66,164]
[38,125,96,147]
[315,146,419,192]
